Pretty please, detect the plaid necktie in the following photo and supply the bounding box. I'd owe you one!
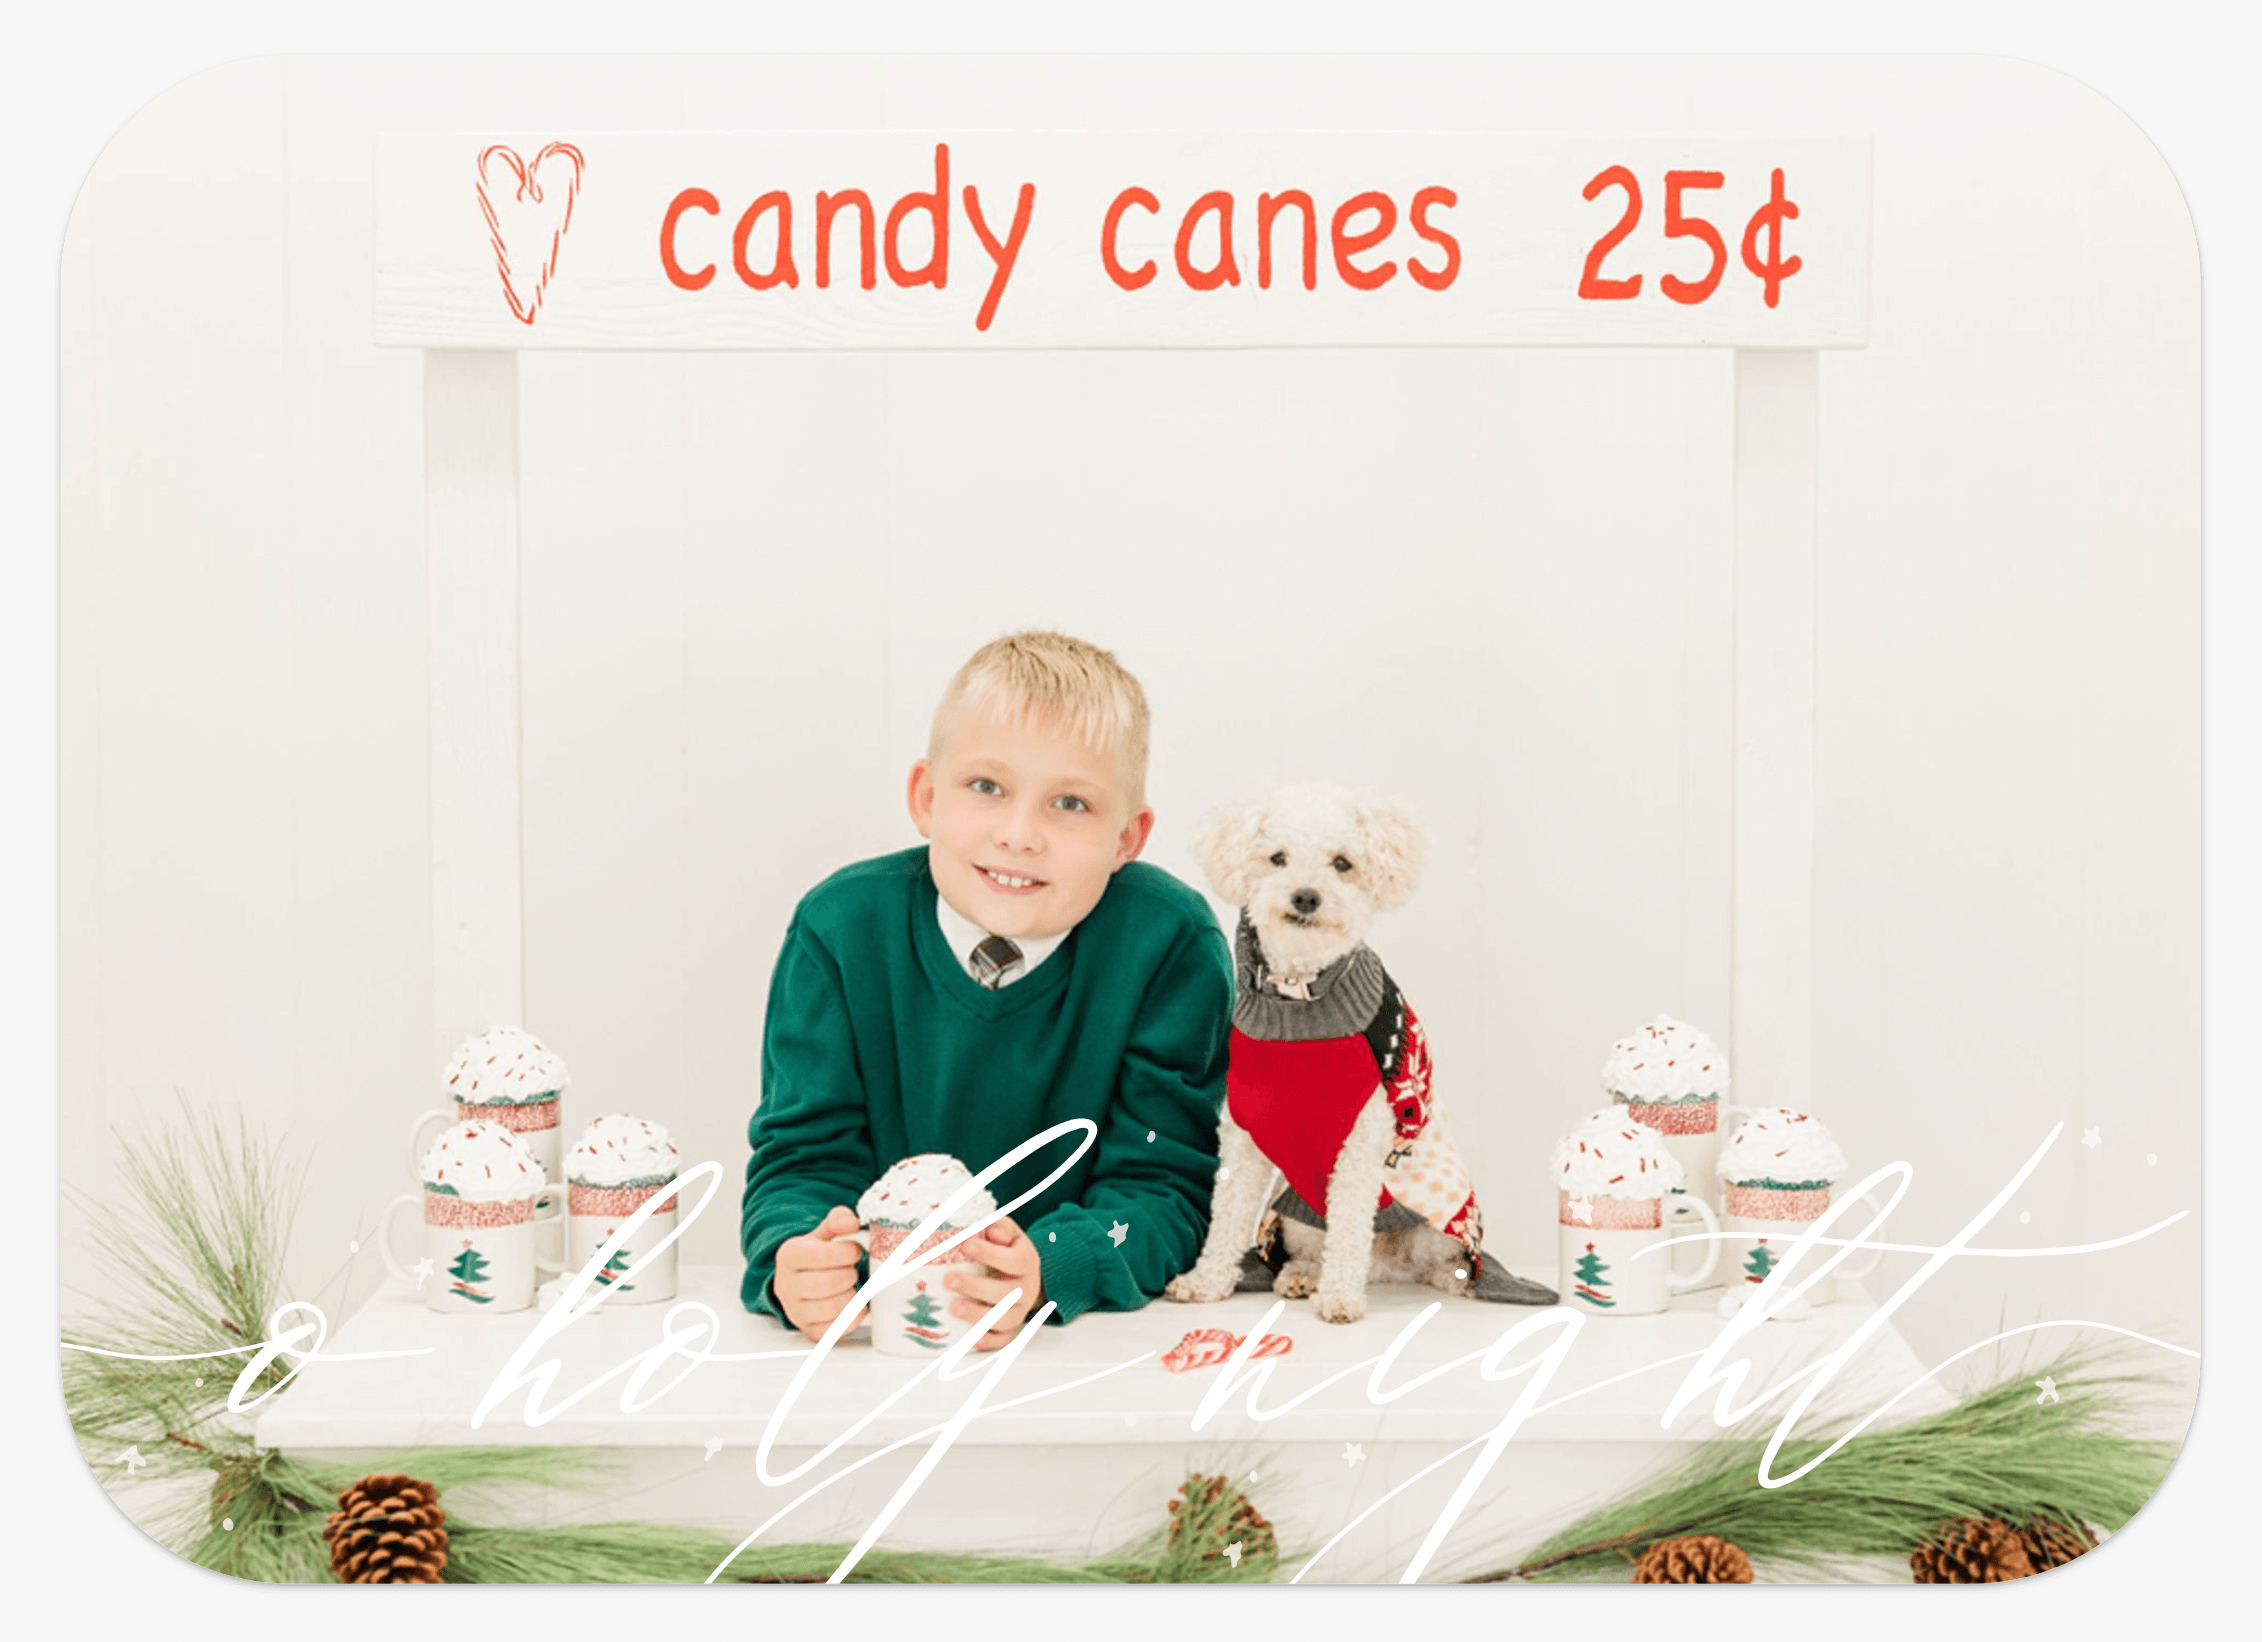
[970,934,1024,989]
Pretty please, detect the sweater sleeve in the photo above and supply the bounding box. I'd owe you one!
[1025,916,1234,1324]
[740,912,880,1322]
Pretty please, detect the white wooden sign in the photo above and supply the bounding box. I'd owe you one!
[376,131,1869,350]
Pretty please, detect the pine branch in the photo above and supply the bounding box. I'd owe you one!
[1456,1344,2176,1583]
[1462,1527,1660,1583]
[63,1098,307,1523]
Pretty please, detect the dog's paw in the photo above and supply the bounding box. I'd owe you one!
[1164,1273,1229,1304]
[1312,1292,1367,1325]
[1273,1266,1318,1299]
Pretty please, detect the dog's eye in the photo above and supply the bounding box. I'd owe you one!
[1268,851,1287,868]
[1331,855,1353,874]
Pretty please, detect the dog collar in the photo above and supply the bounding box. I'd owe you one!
[1232,913,1389,1041]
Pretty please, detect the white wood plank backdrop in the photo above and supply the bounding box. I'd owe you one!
[62,59,2199,1412]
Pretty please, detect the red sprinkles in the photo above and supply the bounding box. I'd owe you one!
[424,1192,536,1229]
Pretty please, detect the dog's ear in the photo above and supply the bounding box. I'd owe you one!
[1355,793,1429,911]
[1191,800,1269,906]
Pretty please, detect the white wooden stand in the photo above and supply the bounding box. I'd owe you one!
[257,1268,1945,1581]
[386,128,1868,1126]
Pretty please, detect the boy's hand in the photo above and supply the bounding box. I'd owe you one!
[945,1216,1046,1350]
[774,1205,866,1343]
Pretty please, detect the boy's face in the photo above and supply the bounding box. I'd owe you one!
[908,706,1155,941]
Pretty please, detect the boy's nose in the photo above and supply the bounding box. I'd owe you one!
[994,803,1045,851]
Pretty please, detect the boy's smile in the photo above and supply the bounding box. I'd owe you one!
[908,707,1154,942]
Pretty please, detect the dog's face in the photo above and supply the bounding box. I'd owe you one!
[1192,784,1428,976]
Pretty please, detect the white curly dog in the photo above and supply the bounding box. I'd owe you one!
[1164,783,1556,1324]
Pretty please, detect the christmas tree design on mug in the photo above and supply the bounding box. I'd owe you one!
[1571,1242,1614,1307]
[900,1282,953,1348]
[448,1240,495,1303]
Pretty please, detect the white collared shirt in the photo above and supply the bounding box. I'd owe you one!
[932,891,1066,987]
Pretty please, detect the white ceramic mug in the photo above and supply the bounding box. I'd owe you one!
[411,1100,563,1189]
[1558,1193,1721,1316]
[381,1186,565,1314]
[842,1218,992,1357]
[566,1179,680,1305]
[1722,1182,1884,1305]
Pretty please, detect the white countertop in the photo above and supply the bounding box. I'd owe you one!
[255,1265,1948,1454]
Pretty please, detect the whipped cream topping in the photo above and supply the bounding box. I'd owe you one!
[1548,1107,1689,1199]
[1602,1015,1730,1102]
[1717,1106,1848,1186]
[420,1119,546,1201]
[443,1025,571,1103]
[858,1153,998,1228]
[567,1113,679,1186]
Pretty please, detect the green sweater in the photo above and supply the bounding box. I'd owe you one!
[740,847,1234,1326]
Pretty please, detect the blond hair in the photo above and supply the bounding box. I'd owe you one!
[930,631,1151,807]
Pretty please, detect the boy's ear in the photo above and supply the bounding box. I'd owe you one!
[1114,804,1156,868]
[1355,793,1428,911]
[1191,800,1268,905]
[906,760,937,837]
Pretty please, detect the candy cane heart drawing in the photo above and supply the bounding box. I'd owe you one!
[475,142,585,326]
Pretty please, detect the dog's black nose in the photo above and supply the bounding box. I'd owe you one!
[1290,889,1322,916]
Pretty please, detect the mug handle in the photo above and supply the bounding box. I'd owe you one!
[1827,1183,1887,1282]
[532,1186,568,1275]
[408,1107,455,1174]
[378,1191,423,1284]
[834,1227,874,1333]
[1665,1195,1722,1292]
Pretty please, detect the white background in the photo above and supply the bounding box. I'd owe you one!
[16,2,2253,1635]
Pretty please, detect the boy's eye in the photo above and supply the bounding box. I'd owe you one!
[1053,795,1091,813]
[1331,856,1354,874]
[969,777,1003,796]
[1268,851,1288,867]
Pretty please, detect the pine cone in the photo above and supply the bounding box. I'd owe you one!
[1909,1517,2036,1583]
[1631,1535,1755,1583]
[1166,1472,1278,1565]
[2015,1513,2097,1572]
[323,1472,449,1583]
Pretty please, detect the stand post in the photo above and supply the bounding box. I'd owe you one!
[1731,349,1818,1104]
[425,349,523,1065]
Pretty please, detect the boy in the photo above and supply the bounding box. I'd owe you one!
[740,631,1234,1348]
